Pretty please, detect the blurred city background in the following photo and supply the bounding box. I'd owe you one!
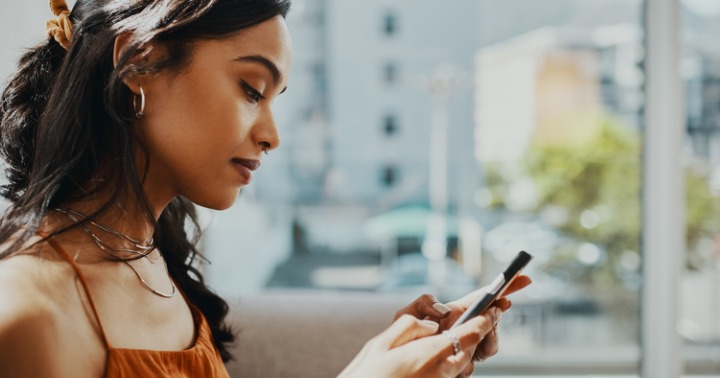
[1,0,719,376]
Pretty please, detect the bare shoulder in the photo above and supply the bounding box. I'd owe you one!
[0,255,73,377]
[0,251,74,304]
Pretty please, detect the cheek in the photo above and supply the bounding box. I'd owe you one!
[142,68,265,167]
[180,80,258,138]
[154,89,257,148]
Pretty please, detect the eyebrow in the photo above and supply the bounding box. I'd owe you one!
[233,54,287,94]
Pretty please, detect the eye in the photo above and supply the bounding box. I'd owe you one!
[240,80,265,104]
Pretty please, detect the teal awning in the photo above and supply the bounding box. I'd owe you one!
[364,206,458,240]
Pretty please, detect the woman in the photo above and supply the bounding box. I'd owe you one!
[0,0,530,377]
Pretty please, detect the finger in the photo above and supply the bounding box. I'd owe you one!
[390,309,500,378]
[459,361,475,377]
[474,324,499,361]
[451,275,531,311]
[412,308,503,376]
[440,296,512,333]
[394,293,452,321]
[388,332,474,377]
[451,306,502,349]
[377,314,440,350]
[494,297,512,312]
[502,275,532,297]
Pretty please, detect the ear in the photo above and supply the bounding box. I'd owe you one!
[113,33,142,95]
[113,33,162,95]
[113,32,132,68]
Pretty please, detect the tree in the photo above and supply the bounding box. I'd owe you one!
[484,111,720,303]
[524,113,641,297]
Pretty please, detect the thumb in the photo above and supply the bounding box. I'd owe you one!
[376,314,440,350]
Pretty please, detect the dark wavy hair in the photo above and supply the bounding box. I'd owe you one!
[0,0,290,362]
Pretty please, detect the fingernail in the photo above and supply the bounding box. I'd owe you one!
[432,303,452,317]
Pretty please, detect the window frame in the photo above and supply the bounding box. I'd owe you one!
[641,0,684,376]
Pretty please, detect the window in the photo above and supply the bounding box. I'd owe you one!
[188,1,713,375]
[680,0,720,372]
[380,165,397,187]
[383,12,397,36]
[383,114,398,136]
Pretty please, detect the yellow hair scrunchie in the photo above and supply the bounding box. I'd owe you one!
[46,0,73,50]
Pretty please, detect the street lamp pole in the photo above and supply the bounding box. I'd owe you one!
[423,65,463,290]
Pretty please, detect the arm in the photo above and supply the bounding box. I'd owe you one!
[0,298,58,377]
[0,257,64,378]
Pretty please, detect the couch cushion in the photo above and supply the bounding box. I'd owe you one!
[225,290,413,378]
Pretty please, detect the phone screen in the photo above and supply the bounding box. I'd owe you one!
[450,251,533,329]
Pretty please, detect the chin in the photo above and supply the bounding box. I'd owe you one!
[190,188,241,211]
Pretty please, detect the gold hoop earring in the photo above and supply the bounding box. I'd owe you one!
[133,86,145,119]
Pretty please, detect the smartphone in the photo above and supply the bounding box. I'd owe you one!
[450,251,533,329]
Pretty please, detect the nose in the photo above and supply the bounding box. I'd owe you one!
[253,106,281,154]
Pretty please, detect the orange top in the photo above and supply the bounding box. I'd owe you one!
[42,233,230,378]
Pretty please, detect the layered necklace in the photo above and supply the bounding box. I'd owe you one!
[54,206,176,298]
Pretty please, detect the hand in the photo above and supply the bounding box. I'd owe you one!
[392,275,532,376]
[338,307,504,378]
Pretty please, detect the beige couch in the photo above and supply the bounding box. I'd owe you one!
[225,290,412,378]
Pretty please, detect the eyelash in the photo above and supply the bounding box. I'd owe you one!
[241,81,265,104]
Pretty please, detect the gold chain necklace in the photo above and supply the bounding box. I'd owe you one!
[122,259,176,298]
[55,206,157,261]
[54,207,176,298]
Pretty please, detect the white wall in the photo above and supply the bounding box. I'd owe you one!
[0,2,61,84]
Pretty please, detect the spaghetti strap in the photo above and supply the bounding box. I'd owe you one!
[37,230,112,350]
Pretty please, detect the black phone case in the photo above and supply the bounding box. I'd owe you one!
[450,251,533,329]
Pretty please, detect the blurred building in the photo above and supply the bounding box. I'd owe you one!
[685,43,720,166]
[474,24,643,163]
[251,0,482,252]
[473,22,720,170]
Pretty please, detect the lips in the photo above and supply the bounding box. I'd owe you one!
[230,158,261,184]
[231,158,261,171]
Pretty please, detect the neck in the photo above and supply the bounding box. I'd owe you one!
[62,198,156,242]
[40,190,163,263]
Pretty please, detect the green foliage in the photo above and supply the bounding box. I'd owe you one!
[483,112,720,298]
[685,166,720,268]
[525,116,641,254]
[524,115,641,295]
[481,163,510,209]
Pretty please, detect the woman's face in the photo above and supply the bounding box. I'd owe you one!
[135,15,292,211]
